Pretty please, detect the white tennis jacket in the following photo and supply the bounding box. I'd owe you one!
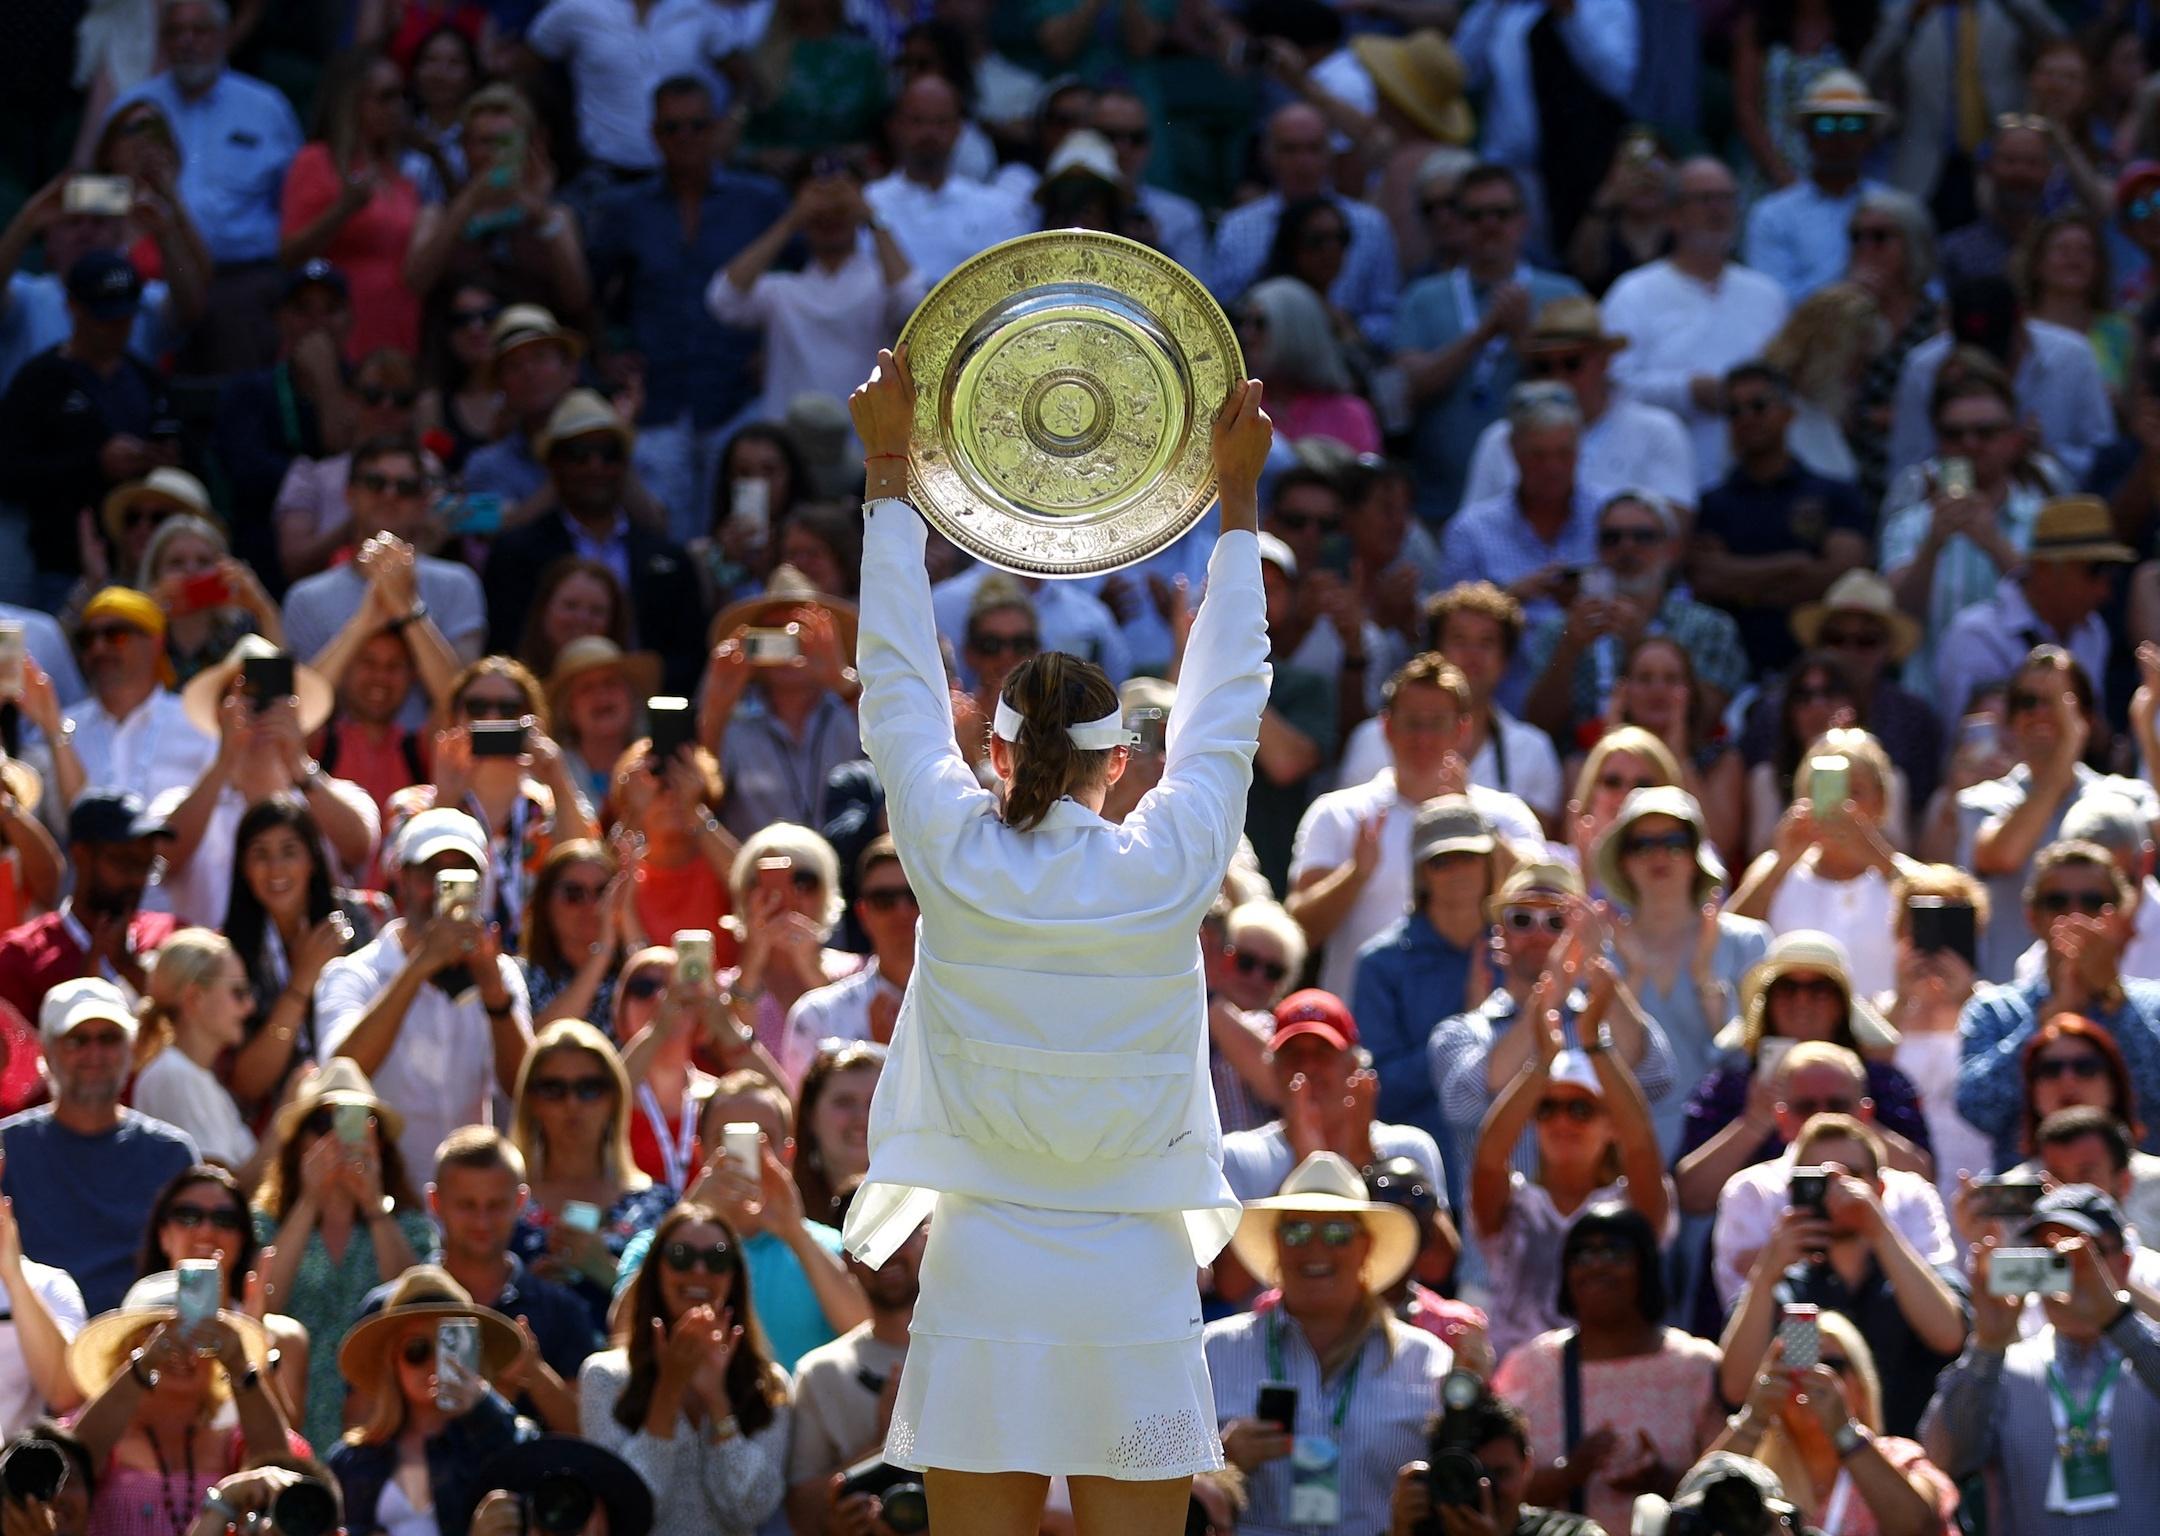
[841,499,1271,1268]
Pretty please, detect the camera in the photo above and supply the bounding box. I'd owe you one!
[1971,1175,2046,1222]
[837,1457,928,1535]
[1787,1166,1830,1218]
[522,1471,594,1536]
[0,1439,67,1504]
[269,1477,340,1536]
[1416,1370,1493,1535]
[1663,1467,1809,1536]
[1986,1246,2073,1298]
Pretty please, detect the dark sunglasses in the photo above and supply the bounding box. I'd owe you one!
[1725,395,1779,419]
[859,886,918,912]
[552,439,626,467]
[1273,510,1340,535]
[778,868,823,894]
[460,694,526,720]
[165,1202,246,1232]
[2008,688,2054,714]
[1100,126,1149,147]
[662,1240,734,1273]
[1458,202,1520,224]
[1567,1238,1635,1266]
[968,632,1038,658]
[1598,773,1652,795]
[1598,524,1662,548]
[1233,950,1288,984]
[450,305,501,330]
[1938,421,2009,445]
[1784,1095,1855,1117]
[1623,829,1694,857]
[400,1336,434,1366]
[2035,890,2112,916]
[1300,228,1350,249]
[1850,225,1900,246]
[300,1106,339,1138]
[1537,1098,1601,1122]
[1818,627,1885,650]
[1502,906,1568,935]
[79,623,142,647]
[358,385,417,409]
[553,881,605,905]
[1770,975,1843,1001]
[655,116,714,136]
[623,971,668,1001]
[2033,1054,2107,1081]
[1278,1218,1361,1248]
[356,471,426,498]
[528,1076,613,1103]
[1526,352,1591,378]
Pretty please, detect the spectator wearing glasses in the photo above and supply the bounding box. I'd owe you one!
[1205,899,1304,1138]
[1846,189,1942,508]
[612,944,781,1191]
[138,513,284,689]
[2006,791,2160,988]
[1521,492,1748,754]
[930,562,1130,699]
[1958,841,2160,1165]
[1461,298,1695,518]
[515,839,631,1033]
[1383,1385,1602,1536]
[37,586,215,814]
[1717,1114,1969,1439]
[717,823,860,1068]
[1392,164,1584,525]
[1259,466,1397,730]
[779,838,914,1087]
[2004,1104,2160,1265]
[270,348,433,586]
[1689,362,1871,677]
[414,282,506,476]
[1699,1040,1953,1316]
[459,305,584,515]
[1743,71,1890,303]
[75,470,215,638]
[1936,498,2134,734]
[1092,88,1206,279]
[1955,650,2157,982]
[1938,119,2054,291]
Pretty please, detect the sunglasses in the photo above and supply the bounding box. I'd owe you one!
[528,1076,613,1103]
[1537,1097,1601,1122]
[300,1106,341,1138]
[2008,688,2059,714]
[1598,525,1662,548]
[662,1240,734,1273]
[775,868,823,894]
[2035,890,2112,916]
[165,1202,246,1232]
[450,305,501,330]
[1272,510,1340,535]
[1849,225,1901,245]
[552,439,626,467]
[1526,353,1591,378]
[1818,627,1884,650]
[656,116,714,136]
[1938,421,2009,444]
[623,971,668,1001]
[1233,950,1288,984]
[1623,829,1694,857]
[1100,126,1149,147]
[1278,1218,1361,1248]
[1771,976,1843,1001]
[1300,228,1350,249]
[356,471,427,498]
[1808,114,1871,136]
[1783,1095,1856,1117]
[2033,1053,2107,1081]
[79,623,142,647]
[859,886,918,912]
[400,1336,435,1367]
[1725,395,1780,419]
[460,695,526,720]
[358,385,417,409]
[120,506,178,532]
[1567,1238,1635,1266]
[1458,202,1521,224]
[968,632,1038,657]
[1502,906,1568,935]
[553,881,605,905]
[1598,774,1651,795]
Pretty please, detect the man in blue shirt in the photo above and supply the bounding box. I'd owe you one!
[1742,69,1887,301]
[587,75,787,544]
[111,0,301,372]
[1393,165,1582,524]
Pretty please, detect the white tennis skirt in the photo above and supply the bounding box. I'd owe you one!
[884,1192,1226,1480]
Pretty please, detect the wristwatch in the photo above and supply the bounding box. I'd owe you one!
[387,601,430,632]
[1832,1420,1870,1459]
[201,1489,244,1526]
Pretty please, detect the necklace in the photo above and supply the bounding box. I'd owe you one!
[145,1422,200,1536]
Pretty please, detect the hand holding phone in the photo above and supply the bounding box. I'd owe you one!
[1777,1303,1820,1371]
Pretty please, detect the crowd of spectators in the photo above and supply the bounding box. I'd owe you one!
[10,0,2160,1533]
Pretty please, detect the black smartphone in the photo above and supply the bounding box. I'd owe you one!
[1256,1382,1296,1432]
[1909,897,1978,968]
[469,720,526,758]
[648,695,693,764]
[1973,1175,2046,1221]
[241,653,295,712]
[1788,1166,1830,1217]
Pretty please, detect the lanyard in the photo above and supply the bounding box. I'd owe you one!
[1819,1472,1854,1536]
[1450,264,1530,407]
[1266,1312,1364,1434]
[2046,1354,2124,1457]
[464,789,534,940]
[1486,711,1510,791]
[635,1081,699,1192]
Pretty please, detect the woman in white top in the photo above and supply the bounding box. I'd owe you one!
[840,350,1274,1536]
[132,930,262,1180]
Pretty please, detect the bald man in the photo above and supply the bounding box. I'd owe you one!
[864,74,1030,285]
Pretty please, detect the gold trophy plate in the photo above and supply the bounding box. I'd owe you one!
[896,230,1243,578]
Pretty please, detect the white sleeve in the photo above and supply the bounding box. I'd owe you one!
[1289,795,1355,884]
[314,953,378,1061]
[704,268,775,327]
[1460,423,1511,507]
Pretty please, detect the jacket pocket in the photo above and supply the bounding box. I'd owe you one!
[926,1027,1198,1162]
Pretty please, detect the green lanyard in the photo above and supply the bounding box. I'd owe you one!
[2046,1355,2125,1458]
[1266,1312,1364,1434]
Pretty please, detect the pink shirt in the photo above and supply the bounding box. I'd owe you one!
[280,143,423,358]
[1273,391,1382,455]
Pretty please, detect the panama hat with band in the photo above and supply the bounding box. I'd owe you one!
[69,1270,271,1395]
[101,467,215,545]
[537,388,633,461]
[2026,496,2136,564]
[272,1056,406,1148]
[1717,928,1897,1054]
[337,1265,522,1387]
[1593,784,1725,910]
[1484,857,1583,923]
[1790,68,1889,122]
[544,636,662,715]
[1228,1151,1422,1292]
[710,563,859,662]
[488,303,584,365]
[181,634,334,738]
[1519,295,1628,357]
[1349,30,1473,145]
[1790,569,1921,662]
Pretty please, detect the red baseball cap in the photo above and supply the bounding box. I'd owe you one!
[1270,989,1358,1053]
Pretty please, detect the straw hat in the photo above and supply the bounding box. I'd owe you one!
[1790,68,1888,121]
[272,1056,406,1147]
[1790,569,1921,662]
[336,1265,523,1387]
[1717,929,1898,1055]
[180,634,334,738]
[1228,1152,1422,1292]
[2026,497,2136,565]
[1482,857,1583,923]
[488,304,584,364]
[1519,296,1628,357]
[69,1271,271,1395]
[1592,785,1725,910]
[100,467,213,544]
[1350,31,1474,146]
[709,564,859,661]
[536,388,632,460]
[544,636,662,714]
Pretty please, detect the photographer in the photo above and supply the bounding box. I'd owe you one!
[184,1463,342,1536]
[469,1437,651,1536]
[1385,1386,1607,1536]
[0,1424,94,1536]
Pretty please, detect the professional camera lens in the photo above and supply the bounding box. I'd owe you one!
[1426,1448,1486,1508]
[879,1481,930,1535]
[0,1442,66,1505]
[269,1478,339,1536]
[528,1471,597,1536]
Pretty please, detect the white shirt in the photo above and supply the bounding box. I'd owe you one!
[315,921,530,1176]
[1712,1151,1954,1310]
[840,501,1270,1270]
[1287,614,1400,716]
[1893,1029,1998,1209]
[1764,861,1899,998]
[778,963,902,1090]
[862,173,1031,287]
[1462,396,1697,512]
[1602,258,1791,488]
[1222,1119,1445,1202]
[705,249,918,423]
[0,1258,83,1437]
[525,0,740,170]
[68,688,215,810]
[1290,769,1546,1001]
[131,1046,256,1168]
[149,777,379,929]
[1335,708,1563,821]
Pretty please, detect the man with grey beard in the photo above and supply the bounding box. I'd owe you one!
[1518,488,1748,745]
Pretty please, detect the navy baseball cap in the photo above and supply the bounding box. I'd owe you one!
[2021,1184,2131,1246]
[66,251,143,319]
[281,258,349,305]
[66,788,172,845]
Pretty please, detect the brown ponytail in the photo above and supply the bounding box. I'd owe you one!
[999,653,1121,831]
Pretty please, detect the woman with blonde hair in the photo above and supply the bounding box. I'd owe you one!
[509,1021,676,1328]
[138,515,284,685]
[1761,282,1883,483]
[719,823,859,1063]
[1565,724,1685,879]
[131,930,261,1178]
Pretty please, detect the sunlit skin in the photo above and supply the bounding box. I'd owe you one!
[808,1062,877,1186]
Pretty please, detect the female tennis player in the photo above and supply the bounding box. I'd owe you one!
[841,347,1273,1536]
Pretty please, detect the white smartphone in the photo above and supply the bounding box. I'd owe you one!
[175,1259,220,1349]
[728,479,771,543]
[672,930,714,988]
[1755,1035,1798,1081]
[1987,1246,2073,1298]
[1778,1302,1820,1371]
[63,175,133,218]
[435,1318,481,1409]
[560,1200,603,1234]
[723,1122,763,1178]
[743,626,802,665]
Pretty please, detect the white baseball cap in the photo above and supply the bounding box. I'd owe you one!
[392,807,490,871]
[39,976,138,1049]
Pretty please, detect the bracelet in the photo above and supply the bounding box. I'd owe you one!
[483,997,514,1018]
[866,452,909,461]
[387,601,430,632]
[1832,1420,1869,1459]
[129,1348,157,1389]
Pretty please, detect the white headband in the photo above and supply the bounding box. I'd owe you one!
[992,697,1146,751]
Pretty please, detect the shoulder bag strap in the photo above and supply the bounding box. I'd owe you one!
[1561,1328,1586,1515]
